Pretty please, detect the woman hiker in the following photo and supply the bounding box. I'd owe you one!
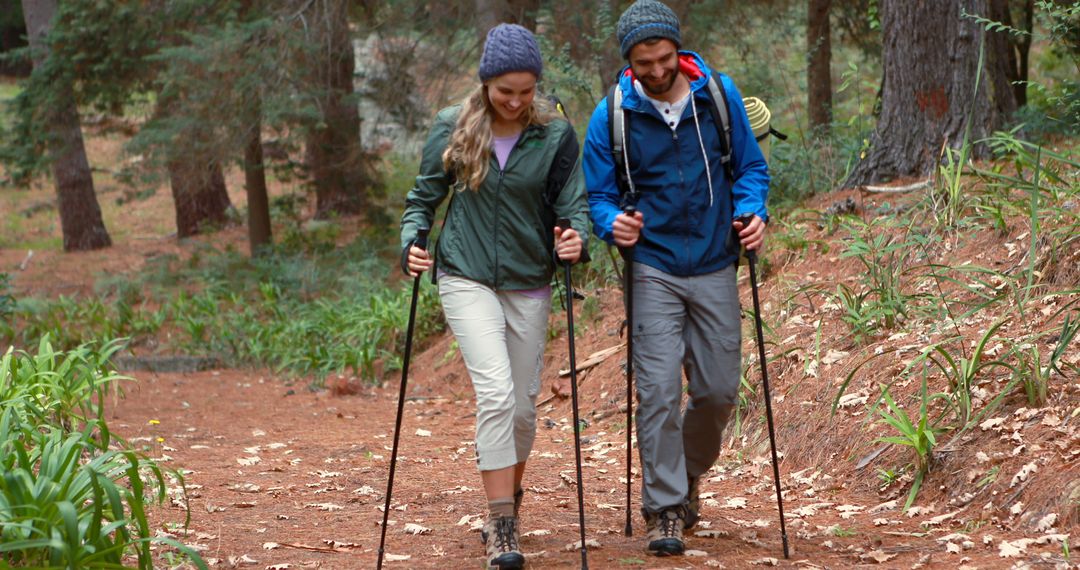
[398,23,590,569]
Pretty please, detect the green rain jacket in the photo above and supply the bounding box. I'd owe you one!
[400,105,590,290]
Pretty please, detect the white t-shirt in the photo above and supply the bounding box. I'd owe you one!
[634,79,691,132]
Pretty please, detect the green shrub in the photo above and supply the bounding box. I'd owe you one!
[0,340,205,569]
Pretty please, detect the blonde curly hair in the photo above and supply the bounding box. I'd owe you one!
[442,83,559,191]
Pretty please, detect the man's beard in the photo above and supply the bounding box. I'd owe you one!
[641,69,678,97]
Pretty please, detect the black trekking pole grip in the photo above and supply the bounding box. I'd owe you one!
[556,218,572,265]
[619,204,636,537]
[559,216,589,569]
[414,227,430,250]
[738,215,790,559]
[377,226,429,570]
[734,213,758,262]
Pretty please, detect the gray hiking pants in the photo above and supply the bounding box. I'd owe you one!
[631,262,742,514]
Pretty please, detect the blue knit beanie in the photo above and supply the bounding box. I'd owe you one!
[617,0,682,58]
[478,24,543,82]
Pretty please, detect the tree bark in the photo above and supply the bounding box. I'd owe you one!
[21,0,111,251]
[474,0,541,36]
[150,91,233,239]
[304,0,372,219]
[1,1,31,77]
[807,0,833,134]
[244,97,272,256]
[992,0,1036,109]
[166,155,232,239]
[844,0,1018,187]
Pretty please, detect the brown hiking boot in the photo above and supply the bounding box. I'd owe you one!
[481,489,524,544]
[643,506,687,556]
[483,515,525,569]
[685,476,701,530]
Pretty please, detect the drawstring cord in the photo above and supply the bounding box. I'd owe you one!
[689,94,715,209]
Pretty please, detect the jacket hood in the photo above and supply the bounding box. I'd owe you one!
[616,50,713,111]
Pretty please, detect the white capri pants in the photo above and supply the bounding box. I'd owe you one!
[438,275,550,471]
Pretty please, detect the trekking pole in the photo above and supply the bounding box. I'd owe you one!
[619,205,636,538]
[735,214,789,559]
[558,218,589,569]
[377,228,429,570]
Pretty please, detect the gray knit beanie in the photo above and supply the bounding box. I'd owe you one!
[617,0,682,58]
[478,23,543,82]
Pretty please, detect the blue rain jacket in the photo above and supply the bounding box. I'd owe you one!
[583,51,769,277]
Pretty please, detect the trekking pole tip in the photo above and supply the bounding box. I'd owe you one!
[624,522,632,536]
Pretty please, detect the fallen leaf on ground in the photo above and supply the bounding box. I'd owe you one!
[383,553,411,562]
[563,539,601,551]
[323,540,361,550]
[750,557,778,566]
[860,550,896,563]
[869,500,897,513]
[905,505,933,517]
[724,497,748,509]
[403,523,431,535]
[262,542,279,550]
[456,514,481,526]
[237,456,261,466]
[822,349,849,365]
[522,529,550,537]
[694,529,729,538]
[1010,462,1037,487]
[836,504,864,519]
[685,549,708,557]
[923,511,959,526]
[998,539,1025,558]
[304,503,343,511]
[415,429,431,437]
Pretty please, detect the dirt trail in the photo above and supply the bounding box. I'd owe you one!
[110,322,1066,569]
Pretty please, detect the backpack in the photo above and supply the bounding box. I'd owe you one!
[606,73,785,203]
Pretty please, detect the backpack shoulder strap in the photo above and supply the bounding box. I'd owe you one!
[606,83,635,205]
[544,118,579,209]
[704,74,735,182]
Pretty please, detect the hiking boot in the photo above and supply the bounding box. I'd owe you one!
[481,489,524,544]
[643,506,686,556]
[685,476,701,530]
[483,516,525,569]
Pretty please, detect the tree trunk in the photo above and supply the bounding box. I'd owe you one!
[807,0,833,134]
[244,97,272,256]
[1,1,31,77]
[151,92,233,239]
[993,0,1037,109]
[21,0,111,251]
[305,0,372,219]
[474,0,541,36]
[844,0,1018,187]
[166,155,232,239]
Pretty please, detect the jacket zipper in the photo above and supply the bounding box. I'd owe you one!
[493,131,528,289]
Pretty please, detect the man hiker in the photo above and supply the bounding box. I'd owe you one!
[582,0,770,556]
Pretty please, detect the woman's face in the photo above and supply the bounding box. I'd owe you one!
[486,71,537,124]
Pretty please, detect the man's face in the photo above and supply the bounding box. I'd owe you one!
[627,39,679,97]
